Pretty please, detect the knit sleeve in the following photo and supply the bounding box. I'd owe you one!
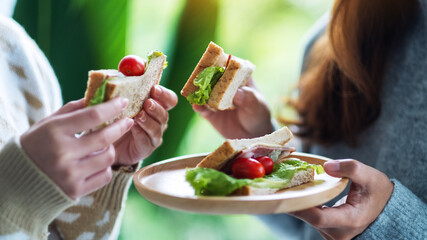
[0,137,75,239]
[355,179,427,240]
[52,165,139,240]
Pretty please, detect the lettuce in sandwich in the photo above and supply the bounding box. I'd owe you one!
[186,158,324,196]
[186,66,225,105]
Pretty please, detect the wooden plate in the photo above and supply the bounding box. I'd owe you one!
[133,152,348,214]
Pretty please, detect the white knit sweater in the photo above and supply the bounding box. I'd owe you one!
[0,15,134,240]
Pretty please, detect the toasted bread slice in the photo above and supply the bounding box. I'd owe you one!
[181,42,228,97]
[181,42,255,110]
[197,127,294,169]
[84,54,166,121]
[207,57,255,110]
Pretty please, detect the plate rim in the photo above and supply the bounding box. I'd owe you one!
[133,152,349,213]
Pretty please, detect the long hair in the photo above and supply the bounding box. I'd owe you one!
[289,0,419,146]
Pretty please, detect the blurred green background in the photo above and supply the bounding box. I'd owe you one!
[13,0,331,239]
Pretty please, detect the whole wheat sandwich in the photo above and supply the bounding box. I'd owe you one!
[181,41,255,110]
[84,52,167,123]
[185,127,325,196]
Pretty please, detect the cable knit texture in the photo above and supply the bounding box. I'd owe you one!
[0,14,136,240]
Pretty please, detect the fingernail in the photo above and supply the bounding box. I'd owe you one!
[147,99,155,111]
[121,98,129,108]
[153,85,162,97]
[234,89,243,105]
[139,111,146,122]
[125,118,134,130]
[324,161,340,172]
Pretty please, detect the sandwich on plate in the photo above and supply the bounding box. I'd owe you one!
[181,41,255,110]
[185,127,325,196]
[84,52,167,123]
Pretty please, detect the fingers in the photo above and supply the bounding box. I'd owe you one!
[58,97,129,134]
[289,204,355,229]
[133,99,166,147]
[323,159,372,185]
[233,86,268,112]
[35,99,86,126]
[78,167,113,198]
[143,99,169,128]
[78,117,134,156]
[78,145,115,178]
[150,85,178,111]
[54,99,86,116]
[289,159,394,237]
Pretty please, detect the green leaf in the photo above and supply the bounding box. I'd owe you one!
[186,159,325,195]
[186,66,224,105]
[89,79,108,106]
[186,168,251,196]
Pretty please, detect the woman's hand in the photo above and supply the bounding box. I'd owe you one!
[193,77,274,139]
[113,85,178,166]
[20,98,133,199]
[289,159,394,240]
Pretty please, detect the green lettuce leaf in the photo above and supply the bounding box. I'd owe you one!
[186,66,224,105]
[249,158,324,190]
[89,79,108,106]
[276,158,325,175]
[186,168,251,196]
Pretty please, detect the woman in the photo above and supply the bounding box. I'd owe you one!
[0,1,177,239]
[194,0,426,239]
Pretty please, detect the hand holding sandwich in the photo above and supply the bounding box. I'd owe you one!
[182,42,274,139]
[83,53,176,166]
[288,159,394,240]
[113,85,177,166]
[193,77,274,139]
[20,86,177,200]
[20,97,134,199]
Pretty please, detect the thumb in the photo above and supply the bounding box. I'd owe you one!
[324,159,371,186]
[233,86,268,111]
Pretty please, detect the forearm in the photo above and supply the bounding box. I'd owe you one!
[355,179,427,240]
[0,138,75,239]
[52,164,139,239]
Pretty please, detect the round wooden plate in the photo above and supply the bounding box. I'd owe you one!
[133,152,348,214]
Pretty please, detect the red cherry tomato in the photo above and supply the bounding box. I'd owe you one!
[232,158,265,179]
[118,55,146,76]
[255,156,274,175]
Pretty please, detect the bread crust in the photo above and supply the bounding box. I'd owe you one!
[181,42,226,97]
[196,141,237,169]
[84,71,107,106]
[181,41,255,110]
[84,54,166,120]
[207,59,241,109]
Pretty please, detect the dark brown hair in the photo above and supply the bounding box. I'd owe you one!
[287,0,419,146]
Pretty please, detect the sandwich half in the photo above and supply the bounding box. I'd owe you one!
[84,52,167,122]
[181,41,255,110]
[186,127,324,196]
